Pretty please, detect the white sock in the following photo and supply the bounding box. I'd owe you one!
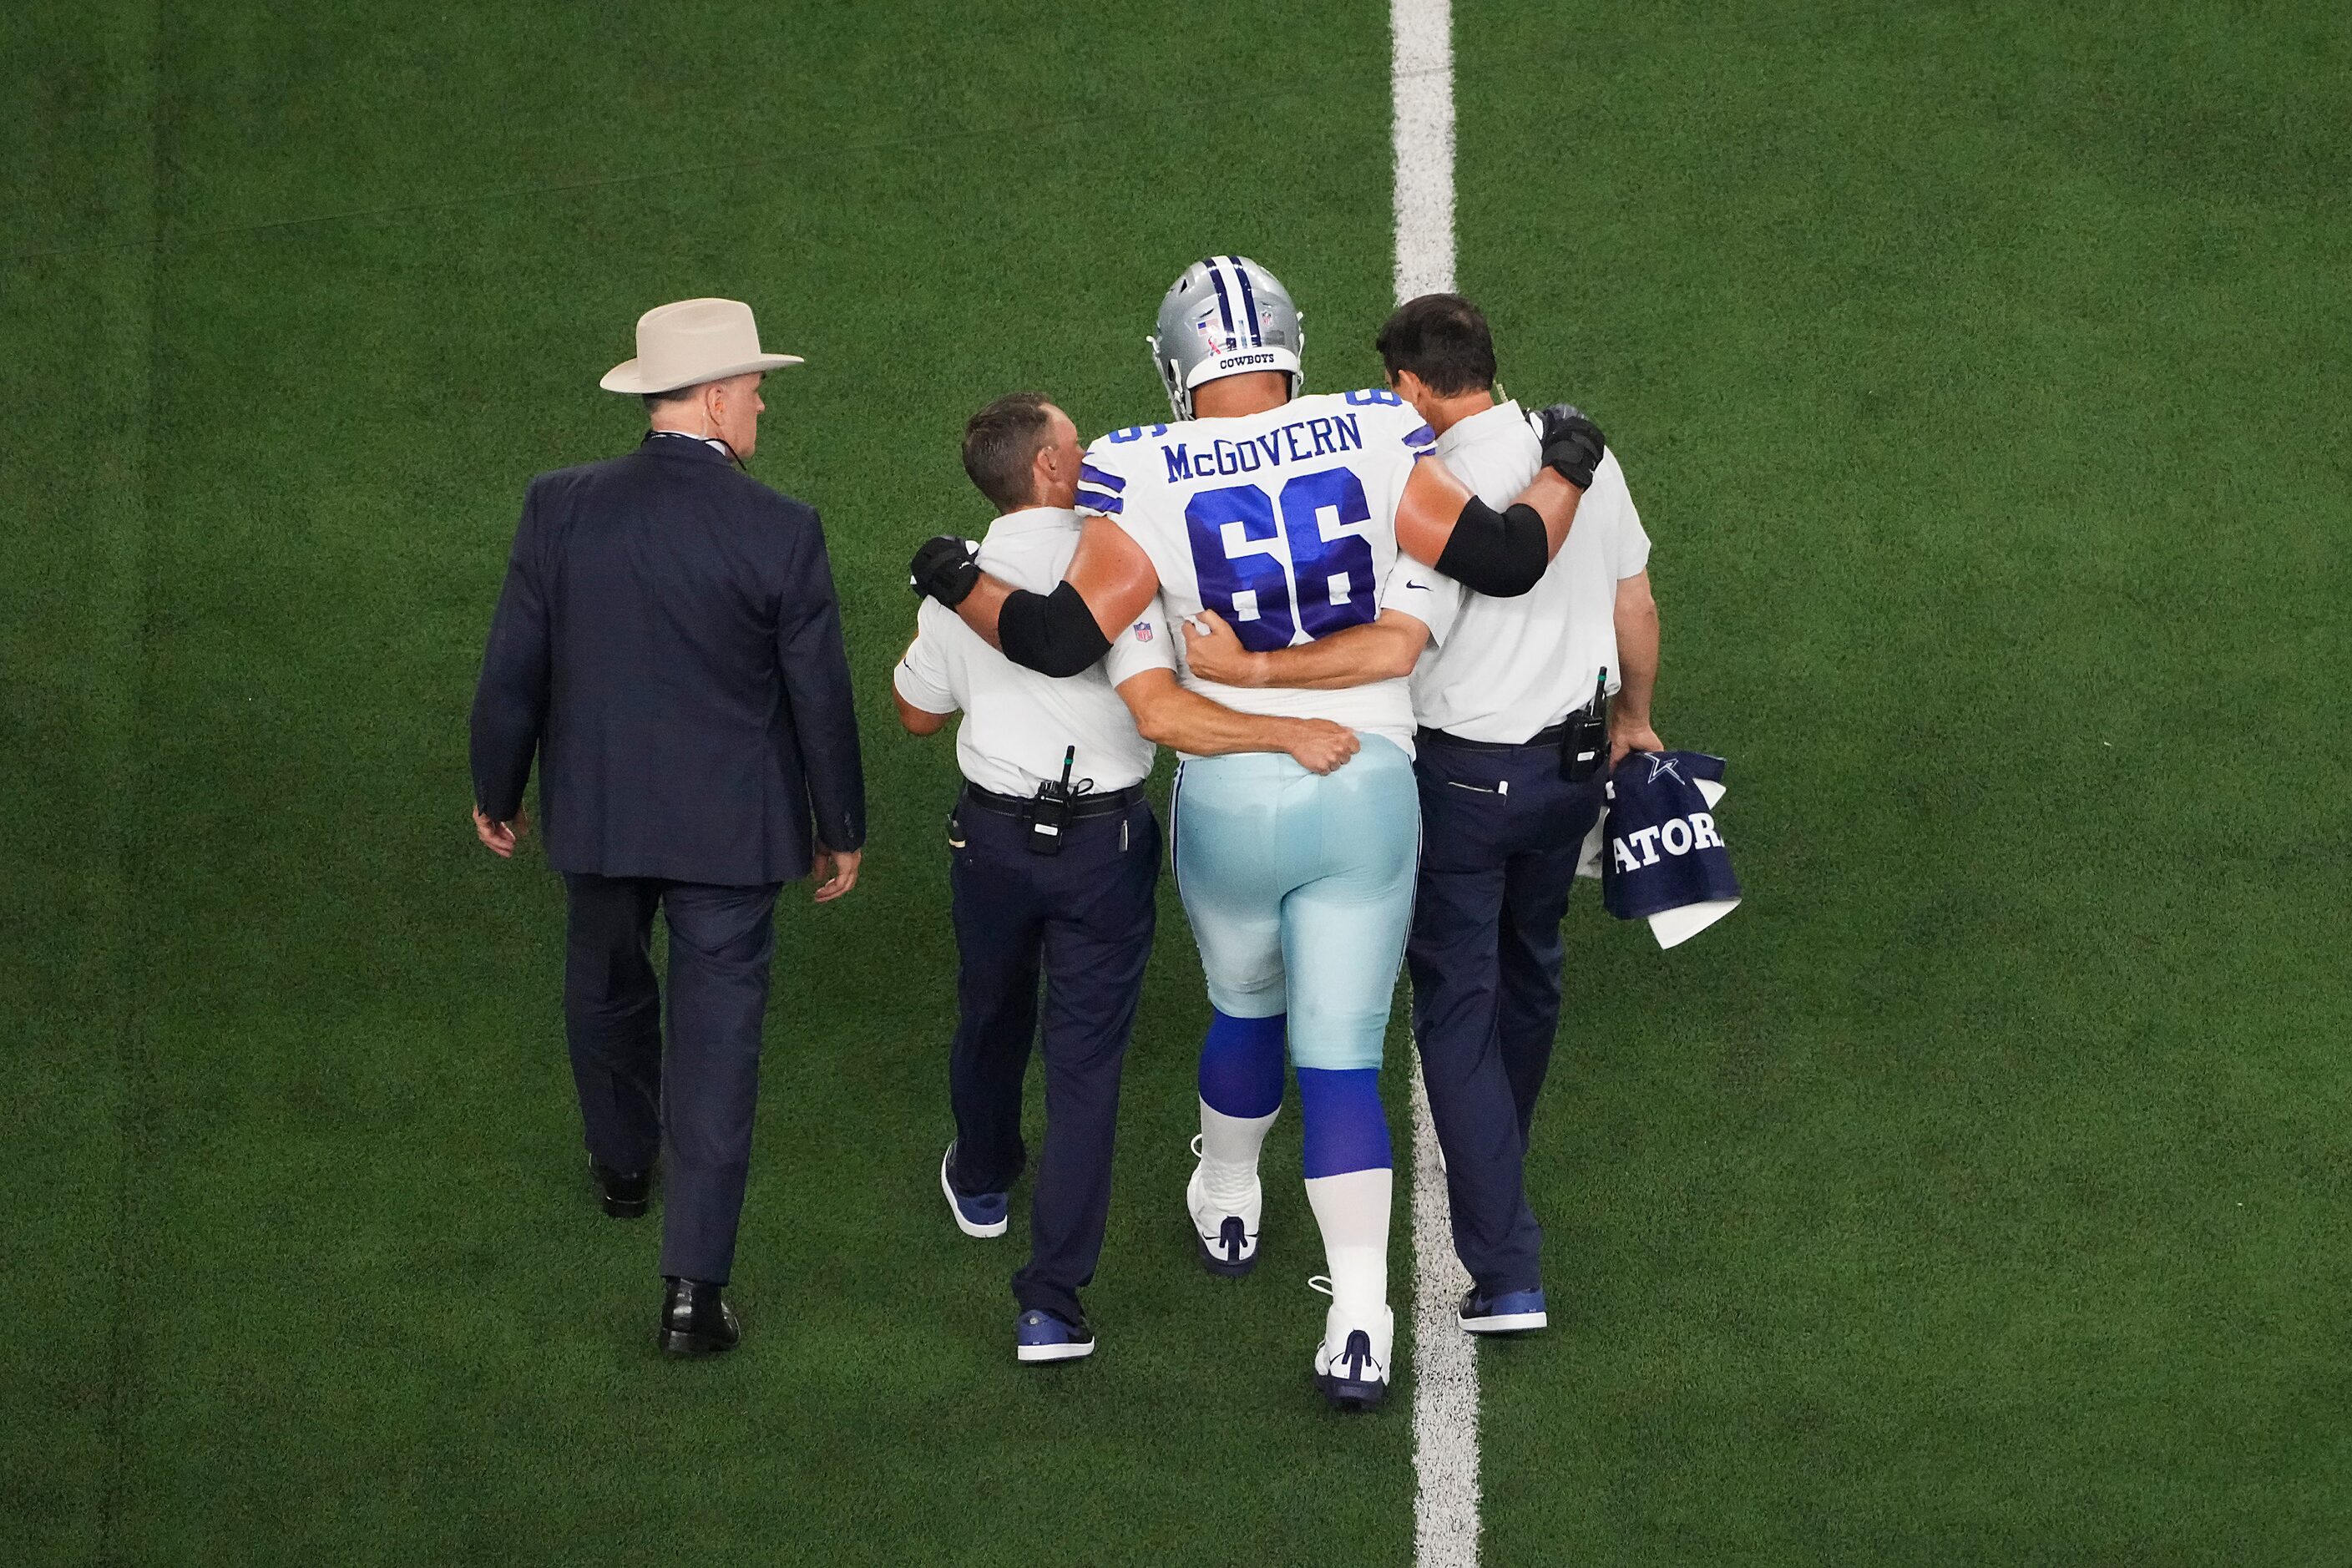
[1304,1166,1393,1327]
[1197,1098,1277,1211]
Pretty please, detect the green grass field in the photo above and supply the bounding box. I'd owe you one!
[5,3,2346,1563]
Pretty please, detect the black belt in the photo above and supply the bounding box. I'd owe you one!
[1418,705,1593,754]
[961,781,1145,821]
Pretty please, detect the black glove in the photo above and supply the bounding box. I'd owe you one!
[1530,403,1606,489]
[908,535,982,607]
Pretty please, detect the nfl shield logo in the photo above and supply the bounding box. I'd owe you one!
[1135,621,1154,642]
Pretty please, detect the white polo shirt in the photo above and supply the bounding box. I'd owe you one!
[1381,399,1651,744]
[894,506,1174,797]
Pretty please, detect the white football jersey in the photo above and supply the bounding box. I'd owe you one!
[1075,389,1437,751]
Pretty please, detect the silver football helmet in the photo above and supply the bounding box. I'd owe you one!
[1148,255,1305,421]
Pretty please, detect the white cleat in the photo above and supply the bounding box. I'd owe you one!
[1309,1281,1394,1411]
[1186,1133,1262,1277]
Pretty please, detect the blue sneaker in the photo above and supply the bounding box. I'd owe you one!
[1458,1285,1548,1334]
[939,1144,1009,1238]
[1015,1308,1095,1363]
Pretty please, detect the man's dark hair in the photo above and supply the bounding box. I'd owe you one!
[641,384,701,413]
[1374,293,1496,397]
[962,392,1055,513]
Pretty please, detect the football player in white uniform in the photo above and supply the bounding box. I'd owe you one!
[909,256,1606,1408]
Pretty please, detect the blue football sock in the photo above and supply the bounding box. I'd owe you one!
[1296,1068,1392,1178]
[1197,1009,1285,1120]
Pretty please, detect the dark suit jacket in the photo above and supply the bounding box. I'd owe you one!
[469,432,866,885]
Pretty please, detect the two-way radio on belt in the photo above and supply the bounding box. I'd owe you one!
[1561,667,1610,782]
[1027,745,1079,856]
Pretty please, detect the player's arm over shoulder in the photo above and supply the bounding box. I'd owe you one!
[1051,433,1161,649]
[945,436,1162,677]
[1393,443,1585,598]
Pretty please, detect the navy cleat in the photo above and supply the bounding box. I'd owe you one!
[939,1143,1009,1238]
[1309,1280,1393,1411]
[1015,1308,1095,1363]
[1186,1134,1261,1277]
[1459,1286,1548,1335]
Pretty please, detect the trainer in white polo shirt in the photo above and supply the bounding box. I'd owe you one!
[893,393,1172,1367]
[1397,405,1654,747]
[1178,294,1666,1334]
[896,506,1170,800]
[893,392,1361,1366]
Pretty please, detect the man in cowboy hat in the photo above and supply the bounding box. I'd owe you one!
[469,297,867,1356]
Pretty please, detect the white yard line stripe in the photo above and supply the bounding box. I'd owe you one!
[1409,1053,1479,1567]
[1393,4,1477,1565]
[1392,0,1459,304]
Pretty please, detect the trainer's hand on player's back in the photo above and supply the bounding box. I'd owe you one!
[1283,720,1360,775]
[1181,609,1260,686]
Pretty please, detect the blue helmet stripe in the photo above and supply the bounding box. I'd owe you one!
[1078,461,1127,493]
[1205,259,1237,346]
[1226,255,1261,346]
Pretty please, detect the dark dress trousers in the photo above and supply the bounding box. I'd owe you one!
[944,793,1158,1327]
[1406,731,1603,1297]
[470,431,864,1285]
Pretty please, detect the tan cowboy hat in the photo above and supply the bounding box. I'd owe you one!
[599,298,804,394]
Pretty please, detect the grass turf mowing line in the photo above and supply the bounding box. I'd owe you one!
[0,5,158,1564]
[1454,2,2350,1561]
[2,3,1461,1563]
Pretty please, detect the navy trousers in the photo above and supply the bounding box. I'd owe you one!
[1405,731,1605,1297]
[562,873,780,1287]
[943,792,1159,1325]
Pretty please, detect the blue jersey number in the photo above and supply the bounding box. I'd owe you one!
[1185,483,1295,650]
[1281,468,1375,640]
[1183,467,1377,652]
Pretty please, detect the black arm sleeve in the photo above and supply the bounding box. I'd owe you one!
[1433,496,1549,598]
[999,580,1115,677]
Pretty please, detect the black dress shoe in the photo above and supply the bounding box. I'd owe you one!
[659,1277,741,1357]
[589,1160,650,1219]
